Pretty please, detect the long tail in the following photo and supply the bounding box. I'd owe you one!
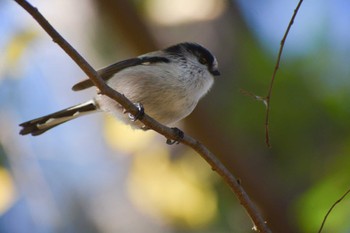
[19,100,97,136]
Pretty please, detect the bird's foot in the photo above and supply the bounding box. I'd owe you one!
[127,103,145,122]
[166,127,184,145]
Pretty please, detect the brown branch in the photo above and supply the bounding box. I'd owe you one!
[14,0,272,232]
[264,0,304,147]
[318,188,350,233]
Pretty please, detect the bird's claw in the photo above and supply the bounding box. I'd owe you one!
[127,103,144,122]
[166,127,184,145]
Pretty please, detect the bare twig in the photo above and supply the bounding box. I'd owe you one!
[14,0,271,232]
[318,188,350,233]
[265,0,304,147]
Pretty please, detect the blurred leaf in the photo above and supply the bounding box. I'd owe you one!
[127,148,218,229]
[0,168,17,216]
[103,116,157,154]
[144,0,226,25]
[1,29,38,78]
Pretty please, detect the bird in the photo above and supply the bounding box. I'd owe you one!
[19,42,220,137]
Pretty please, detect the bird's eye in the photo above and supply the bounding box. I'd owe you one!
[198,57,207,65]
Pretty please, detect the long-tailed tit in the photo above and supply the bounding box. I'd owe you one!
[19,42,220,136]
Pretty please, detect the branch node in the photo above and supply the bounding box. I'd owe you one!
[240,89,268,108]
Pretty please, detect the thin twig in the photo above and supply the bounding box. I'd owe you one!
[14,0,271,232]
[265,0,304,147]
[318,188,350,233]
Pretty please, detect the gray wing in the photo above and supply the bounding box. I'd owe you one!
[72,56,170,91]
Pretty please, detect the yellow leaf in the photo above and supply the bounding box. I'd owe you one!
[0,168,17,215]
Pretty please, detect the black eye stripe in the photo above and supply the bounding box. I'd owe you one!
[164,42,215,66]
[186,44,215,66]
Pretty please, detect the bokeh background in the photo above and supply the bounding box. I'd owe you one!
[1,0,350,232]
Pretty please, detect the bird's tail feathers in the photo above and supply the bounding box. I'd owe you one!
[19,100,97,136]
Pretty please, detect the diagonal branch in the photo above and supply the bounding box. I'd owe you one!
[318,188,350,233]
[264,0,304,147]
[14,0,272,232]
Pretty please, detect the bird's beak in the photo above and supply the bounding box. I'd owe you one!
[211,69,220,76]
